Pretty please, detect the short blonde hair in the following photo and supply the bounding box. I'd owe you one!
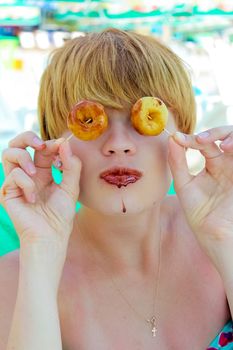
[38,28,196,140]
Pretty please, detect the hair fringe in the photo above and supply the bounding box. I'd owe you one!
[38,28,196,140]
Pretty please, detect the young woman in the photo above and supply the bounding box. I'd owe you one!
[0,28,233,350]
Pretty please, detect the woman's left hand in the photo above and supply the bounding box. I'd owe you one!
[168,126,233,277]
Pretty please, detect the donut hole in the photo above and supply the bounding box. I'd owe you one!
[147,111,160,122]
[85,118,93,124]
[81,117,93,124]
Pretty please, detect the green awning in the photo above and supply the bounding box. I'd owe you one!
[0,5,41,26]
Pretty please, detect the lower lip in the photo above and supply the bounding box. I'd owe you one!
[101,175,140,188]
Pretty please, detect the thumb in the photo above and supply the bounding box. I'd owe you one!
[58,141,82,203]
[168,136,193,192]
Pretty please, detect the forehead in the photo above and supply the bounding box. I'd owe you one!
[104,105,132,117]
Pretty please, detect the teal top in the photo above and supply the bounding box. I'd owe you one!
[0,163,232,347]
[207,321,233,349]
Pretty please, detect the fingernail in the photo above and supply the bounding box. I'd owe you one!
[175,132,186,142]
[53,157,63,168]
[27,163,36,175]
[54,138,65,145]
[33,136,45,146]
[56,160,63,168]
[197,131,210,139]
[221,138,231,146]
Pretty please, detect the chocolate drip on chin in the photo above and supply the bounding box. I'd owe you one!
[121,199,126,213]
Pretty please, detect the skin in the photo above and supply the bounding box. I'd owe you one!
[0,105,232,349]
[63,106,174,221]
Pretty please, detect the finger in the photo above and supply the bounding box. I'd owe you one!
[173,132,222,159]
[8,131,46,150]
[56,141,82,203]
[33,137,65,170]
[0,167,36,205]
[1,148,36,177]
[168,137,193,192]
[52,155,63,170]
[199,143,222,160]
[196,128,233,158]
[195,126,233,144]
[4,132,66,185]
[219,132,233,152]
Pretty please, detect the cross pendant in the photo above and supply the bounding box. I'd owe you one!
[147,316,157,337]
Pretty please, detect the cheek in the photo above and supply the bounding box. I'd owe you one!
[69,142,93,184]
[161,142,170,167]
[70,141,91,163]
[157,140,171,177]
[146,139,171,191]
[147,136,169,164]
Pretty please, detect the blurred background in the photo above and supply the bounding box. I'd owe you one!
[0,0,233,254]
[0,0,233,171]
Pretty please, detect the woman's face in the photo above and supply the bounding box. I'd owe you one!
[62,104,178,215]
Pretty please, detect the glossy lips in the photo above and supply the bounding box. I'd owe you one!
[100,167,142,188]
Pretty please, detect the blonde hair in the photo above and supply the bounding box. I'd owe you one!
[38,28,196,140]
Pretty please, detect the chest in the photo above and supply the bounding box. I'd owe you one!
[59,260,229,350]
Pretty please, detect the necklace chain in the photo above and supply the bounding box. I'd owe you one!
[79,225,162,337]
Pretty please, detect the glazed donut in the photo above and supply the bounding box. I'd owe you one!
[131,97,168,136]
[67,100,108,141]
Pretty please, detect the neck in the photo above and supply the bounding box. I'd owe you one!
[71,203,164,275]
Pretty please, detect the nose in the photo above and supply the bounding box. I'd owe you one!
[101,124,137,156]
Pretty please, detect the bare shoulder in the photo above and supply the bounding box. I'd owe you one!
[0,249,20,349]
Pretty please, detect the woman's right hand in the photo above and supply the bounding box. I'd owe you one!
[0,131,82,250]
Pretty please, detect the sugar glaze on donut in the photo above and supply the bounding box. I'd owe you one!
[131,96,168,136]
[67,100,108,141]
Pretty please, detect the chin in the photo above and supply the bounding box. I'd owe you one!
[82,201,149,216]
[79,186,161,216]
